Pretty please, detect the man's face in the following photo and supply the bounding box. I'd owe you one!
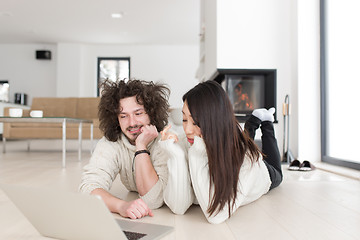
[118,96,151,144]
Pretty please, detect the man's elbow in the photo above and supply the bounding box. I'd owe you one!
[146,199,164,210]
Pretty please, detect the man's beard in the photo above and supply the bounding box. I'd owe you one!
[125,125,142,144]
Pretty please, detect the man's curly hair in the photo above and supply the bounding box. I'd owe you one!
[98,79,170,142]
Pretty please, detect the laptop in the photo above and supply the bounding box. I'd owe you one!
[1,184,173,240]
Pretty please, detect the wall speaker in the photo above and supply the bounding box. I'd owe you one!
[36,50,51,60]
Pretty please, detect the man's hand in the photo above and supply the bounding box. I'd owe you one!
[135,125,158,150]
[118,198,154,219]
[160,125,178,142]
[91,189,153,219]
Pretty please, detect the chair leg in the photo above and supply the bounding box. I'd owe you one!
[27,140,30,151]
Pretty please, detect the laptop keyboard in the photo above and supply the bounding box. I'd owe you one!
[123,230,147,240]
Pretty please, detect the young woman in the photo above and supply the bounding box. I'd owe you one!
[160,80,282,224]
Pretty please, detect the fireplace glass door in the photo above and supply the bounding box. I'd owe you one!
[212,69,276,122]
[223,75,265,116]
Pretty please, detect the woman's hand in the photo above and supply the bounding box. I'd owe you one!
[160,125,178,142]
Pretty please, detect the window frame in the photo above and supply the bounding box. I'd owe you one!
[97,57,131,96]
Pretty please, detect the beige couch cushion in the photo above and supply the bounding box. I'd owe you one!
[31,98,78,118]
[76,98,100,119]
[3,97,103,139]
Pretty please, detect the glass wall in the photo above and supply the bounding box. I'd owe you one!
[321,0,360,169]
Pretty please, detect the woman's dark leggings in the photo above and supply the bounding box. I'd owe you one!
[244,115,283,190]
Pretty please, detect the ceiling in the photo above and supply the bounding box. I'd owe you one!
[0,0,200,45]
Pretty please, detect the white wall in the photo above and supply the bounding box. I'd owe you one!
[0,43,199,108]
[297,0,321,162]
[0,44,57,105]
[84,45,199,107]
[57,44,199,108]
[203,0,217,79]
[203,0,299,158]
[0,2,321,162]
[57,43,84,97]
[205,0,321,162]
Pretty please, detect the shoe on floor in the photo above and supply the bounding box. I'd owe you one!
[299,160,316,171]
[288,159,301,171]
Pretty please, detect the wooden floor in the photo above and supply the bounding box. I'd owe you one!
[0,139,360,240]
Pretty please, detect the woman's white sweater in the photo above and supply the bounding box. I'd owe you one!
[160,135,271,224]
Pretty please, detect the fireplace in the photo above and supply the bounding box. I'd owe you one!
[211,69,277,123]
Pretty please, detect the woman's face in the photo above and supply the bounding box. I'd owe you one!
[182,101,202,145]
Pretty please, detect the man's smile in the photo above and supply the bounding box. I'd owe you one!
[127,126,142,134]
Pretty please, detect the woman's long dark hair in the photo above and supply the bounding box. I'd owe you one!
[183,80,261,217]
[99,79,170,141]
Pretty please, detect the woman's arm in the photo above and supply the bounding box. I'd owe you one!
[160,136,195,214]
[188,137,246,224]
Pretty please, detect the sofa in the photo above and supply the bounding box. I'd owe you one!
[3,97,102,140]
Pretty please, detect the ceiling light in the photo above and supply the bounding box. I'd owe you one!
[111,12,123,19]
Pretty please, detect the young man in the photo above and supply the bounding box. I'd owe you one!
[79,79,170,219]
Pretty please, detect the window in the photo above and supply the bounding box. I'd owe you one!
[320,0,360,170]
[97,57,130,96]
[0,80,10,102]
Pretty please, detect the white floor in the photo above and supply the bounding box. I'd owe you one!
[0,139,360,240]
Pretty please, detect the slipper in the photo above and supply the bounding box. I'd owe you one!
[288,159,301,171]
[299,160,316,171]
